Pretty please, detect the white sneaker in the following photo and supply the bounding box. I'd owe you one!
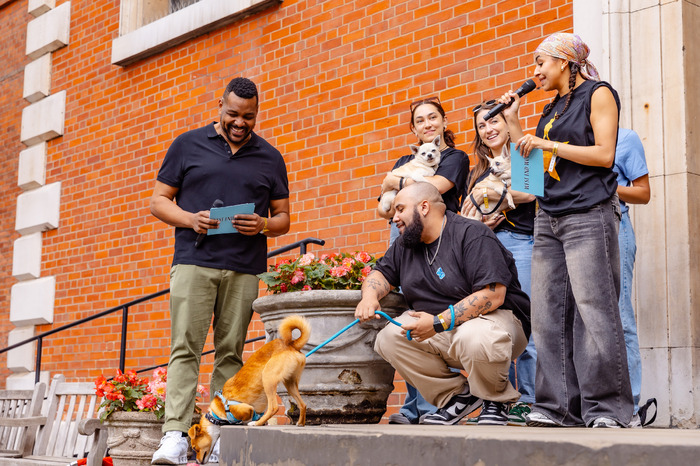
[151,431,189,464]
[207,437,220,463]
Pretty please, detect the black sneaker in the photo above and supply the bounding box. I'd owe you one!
[421,388,481,425]
[477,400,510,426]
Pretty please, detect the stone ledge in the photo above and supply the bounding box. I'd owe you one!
[111,0,282,66]
[25,1,70,60]
[220,424,700,466]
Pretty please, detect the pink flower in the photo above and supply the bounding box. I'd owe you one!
[342,257,355,267]
[361,266,371,277]
[149,380,167,399]
[330,265,350,278]
[197,384,208,398]
[302,285,312,291]
[291,269,305,284]
[355,252,372,263]
[298,253,315,266]
[136,394,158,410]
[153,367,167,382]
[280,283,288,292]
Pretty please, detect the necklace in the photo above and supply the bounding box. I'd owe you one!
[424,216,446,266]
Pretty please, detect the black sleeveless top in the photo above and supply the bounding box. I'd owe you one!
[535,80,620,216]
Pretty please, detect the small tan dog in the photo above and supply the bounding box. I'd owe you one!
[379,135,442,214]
[463,148,515,221]
[188,315,310,463]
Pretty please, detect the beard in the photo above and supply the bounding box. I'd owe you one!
[400,208,424,249]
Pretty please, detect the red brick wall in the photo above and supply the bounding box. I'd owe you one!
[0,0,30,383]
[0,0,572,420]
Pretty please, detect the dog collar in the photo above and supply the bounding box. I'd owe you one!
[210,390,264,425]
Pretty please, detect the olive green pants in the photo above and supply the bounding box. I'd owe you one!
[162,264,259,433]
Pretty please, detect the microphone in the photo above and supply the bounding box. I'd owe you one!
[194,199,224,248]
[481,79,537,122]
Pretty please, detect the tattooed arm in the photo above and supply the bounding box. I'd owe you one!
[399,283,506,341]
[447,283,506,327]
[355,270,393,322]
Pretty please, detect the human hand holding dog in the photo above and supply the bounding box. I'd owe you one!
[401,311,436,341]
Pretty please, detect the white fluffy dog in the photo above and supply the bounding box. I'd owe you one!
[379,135,442,214]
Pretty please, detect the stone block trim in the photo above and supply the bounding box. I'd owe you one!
[15,182,61,235]
[112,0,283,66]
[6,327,36,372]
[10,276,56,326]
[23,54,52,103]
[20,90,66,146]
[18,142,47,190]
[12,232,42,281]
[28,0,56,18]
[26,1,70,59]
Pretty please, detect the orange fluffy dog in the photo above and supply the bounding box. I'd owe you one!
[188,315,310,463]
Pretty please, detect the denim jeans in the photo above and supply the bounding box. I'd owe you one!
[531,197,633,426]
[497,230,536,405]
[389,221,437,420]
[618,211,642,414]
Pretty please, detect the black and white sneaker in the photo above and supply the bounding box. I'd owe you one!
[477,400,510,426]
[421,387,481,425]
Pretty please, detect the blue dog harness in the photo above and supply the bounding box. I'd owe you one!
[205,390,264,425]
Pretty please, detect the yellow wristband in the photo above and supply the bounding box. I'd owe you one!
[552,142,559,157]
[261,218,269,234]
[438,314,448,331]
[483,187,489,209]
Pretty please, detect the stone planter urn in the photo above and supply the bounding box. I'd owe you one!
[103,411,163,466]
[253,289,408,425]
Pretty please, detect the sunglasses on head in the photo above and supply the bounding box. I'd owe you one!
[410,96,441,112]
[472,100,497,115]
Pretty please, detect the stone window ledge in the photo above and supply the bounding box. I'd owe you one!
[111,0,282,67]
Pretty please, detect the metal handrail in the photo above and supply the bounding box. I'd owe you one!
[0,237,326,383]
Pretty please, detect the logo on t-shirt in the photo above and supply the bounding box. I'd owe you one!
[542,114,567,181]
[436,267,445,280]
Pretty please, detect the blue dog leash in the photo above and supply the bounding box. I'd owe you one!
[305,311,410,358]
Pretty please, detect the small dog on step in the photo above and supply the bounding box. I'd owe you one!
[379,135,442,214]
[188,315,310,463]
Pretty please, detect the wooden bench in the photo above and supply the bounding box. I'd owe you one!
[0,383,47,458]
[0,375,107,466]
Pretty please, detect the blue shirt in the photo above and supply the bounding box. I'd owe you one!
[614,128,649,213]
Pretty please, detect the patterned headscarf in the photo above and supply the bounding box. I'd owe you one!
[535,33,600,81]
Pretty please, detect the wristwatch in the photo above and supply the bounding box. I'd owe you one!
[433,316,444,334]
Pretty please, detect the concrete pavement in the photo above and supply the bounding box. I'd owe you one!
[219,423,700,466]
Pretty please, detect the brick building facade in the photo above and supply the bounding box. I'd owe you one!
[2,0,698,426]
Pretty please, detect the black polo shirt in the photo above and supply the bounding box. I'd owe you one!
[157,123,289,275]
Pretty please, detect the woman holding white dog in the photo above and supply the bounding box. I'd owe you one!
[461,101,537,426]
[378,96,469,425]
[498,32,633,428]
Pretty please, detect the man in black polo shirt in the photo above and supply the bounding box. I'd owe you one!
[356,182,530,426]
[150,77,289,464]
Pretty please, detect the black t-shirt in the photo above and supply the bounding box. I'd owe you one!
[535,80,620,216]
[374,211,530,337]
[468,170,535,235]
[157,123,289,274]
[391,147,469,212]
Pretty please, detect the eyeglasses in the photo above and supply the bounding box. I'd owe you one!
[410,96,441,112]
[472,99,497,114]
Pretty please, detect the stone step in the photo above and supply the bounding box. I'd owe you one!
[220,424,700,465]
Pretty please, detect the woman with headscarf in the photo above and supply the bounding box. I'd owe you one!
[496,32,634,428]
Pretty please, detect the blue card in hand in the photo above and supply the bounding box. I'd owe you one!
[207,203,256,235]
[510,143,544,197]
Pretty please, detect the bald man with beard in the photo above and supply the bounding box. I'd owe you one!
[356,182,531,426]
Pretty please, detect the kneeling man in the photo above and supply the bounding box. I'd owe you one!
[356,182,530,425]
